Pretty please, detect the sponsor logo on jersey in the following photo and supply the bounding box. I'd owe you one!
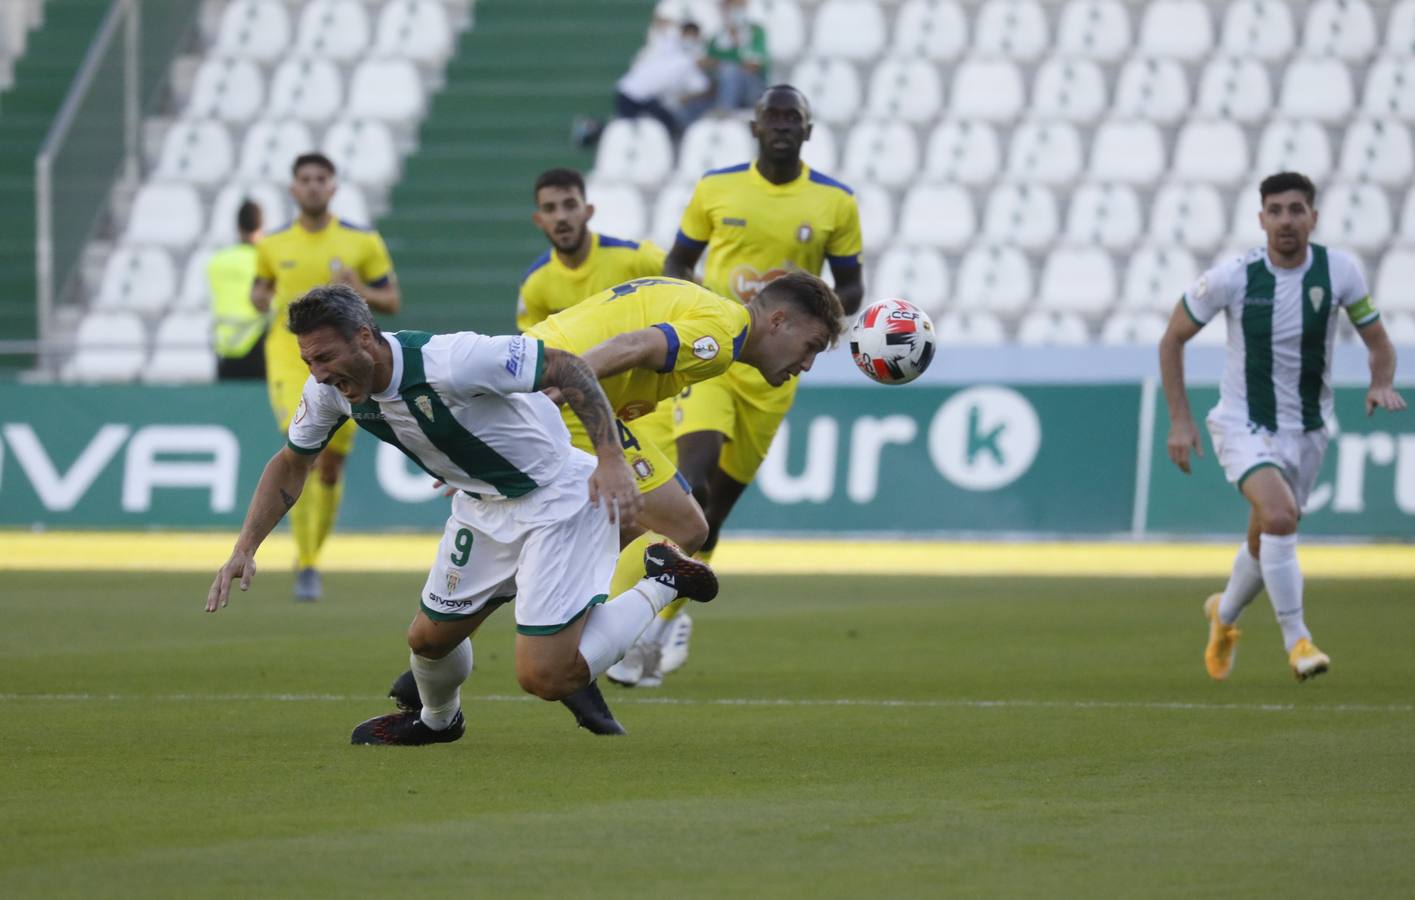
[415,395,434,421]
[505,336,525,377]
[631,457,654,480]
[797,223,813,243]
[352,410,384,420]
[729,265,790,302]
[723,217,747,227]
[692,336,720,360]
[1309,286,1325,310]
[279,260,297,269]
[617,400,656,420]
[446,570,461,595]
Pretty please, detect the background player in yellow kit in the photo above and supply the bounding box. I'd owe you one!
[253,153,400,601]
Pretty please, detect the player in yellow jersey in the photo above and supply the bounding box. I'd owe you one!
[253,152,400,601]
[517,168,667,331]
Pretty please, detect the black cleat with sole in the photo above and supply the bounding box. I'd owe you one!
[644,542,718,602]
[561,680,627,735]
[389,669,420,712]
[350,709,464,745]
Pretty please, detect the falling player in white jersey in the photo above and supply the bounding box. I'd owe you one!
[205,285,719,744]
[1159,171,1405,682]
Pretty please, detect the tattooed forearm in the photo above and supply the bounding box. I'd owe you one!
[279,489,297,510]
[543,348,619,454]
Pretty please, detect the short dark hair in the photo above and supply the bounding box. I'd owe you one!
[236,199,262,236]
[287,284,376,341]
[755,272,845,345]
[1260,172,1316,206]
[533,167,585,201]
[292,152,337,177]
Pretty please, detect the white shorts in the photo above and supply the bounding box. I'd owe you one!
[420,453,619,635]
[1205,412,1329,507]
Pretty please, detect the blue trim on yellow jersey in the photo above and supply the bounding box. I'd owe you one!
[653,323,680,373]
[338,218,373,232]
[367,275,391,288]
[807,170,854,196]
[522,250,552,283]
[598,235,641,250]
[704,162,751,177]
[674,471,692,494]
[826,253,861,269]
[731,325,747,360]
[265,222,292,236]
[674,229,707,251]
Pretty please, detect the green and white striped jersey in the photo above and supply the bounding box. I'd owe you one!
[288,330,573,499]
[1183,244,1378,433]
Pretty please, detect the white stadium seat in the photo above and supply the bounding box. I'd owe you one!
[758,0,807,63]
[186,58,263,124]
[1149,183,1225,252]
[126,183,203,248]
[1122,245,1199,313]
[891,0,967,62]
[922,120,1000,185]
[1280,59,1355,122]
[1319,183,1394,252]
[1362,58,1415,122]
[676,119,753,178]
[267,59,343,124]
[1138,0,1213,61]
[1038,247,1116,313]
[800,124,839,174]
[1338,119,1414,186]
[811,0,887,61]
[214,0,291,62]
[238,120,315,182]
[788,58,861,125]
[177,248,214,311]
[1112,59,1189,124]
[329,182,371,229]
[1005,122,1083,185]
[651,180,697,249]
[973,0,1049,61]
[1390,1,1415,55]
[898,183,975,251]
[205,181,288,246]
[153,121,234,187]
[1064,183,1143,250]
[955,245,1032,315]
[934,312,1006,346]
[1089,120,1166,185]
[982,183,1059,250]
[1055,0,1130,62]
[1302,0,1376,61]
[855,183,895,252]
[873,246,949,316]
[1375,247,1415,312]
[67,311,147,383]
[348,59,425,124]
[1254,120,1333,183]
[1196,58,1271,123]
[1221,0,1295,61]
[95,247,176,314]
[843,121,919,189]
[866,59,942,123]
[1100,312,1168,345]
[950,59,1025,122]
[374,0,456,64]
[580,181,645,239]
[1401,189,1415,242]
[1031,58,1107,123]
[595,118,674,188]
[323,119,400,187]
[295,0,371,62]
[1017,311,1090,345]
[1228,183,1266,247]
[1173,121,1249,185]
[145,312,216,384]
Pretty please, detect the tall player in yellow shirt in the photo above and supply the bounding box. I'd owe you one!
[253,153,400,601]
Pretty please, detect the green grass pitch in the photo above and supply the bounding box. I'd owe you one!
[2,571,1412,898]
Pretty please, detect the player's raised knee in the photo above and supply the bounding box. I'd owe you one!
[515,660,573,701]
[1259,505,1299,535]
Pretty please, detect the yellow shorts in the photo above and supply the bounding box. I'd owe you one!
[268,359,356,456]
[673,360,798,484]
[562,408,681,494]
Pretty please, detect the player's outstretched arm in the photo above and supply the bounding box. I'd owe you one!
[206,446,316,612]
[540,347,643,525]
[1355,319,1407,416]
[1159,300,1204,474]
[829,259,865,316]
[577,328,671,379]
[663,241,704,282]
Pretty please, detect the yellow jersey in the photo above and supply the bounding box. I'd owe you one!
[254,217,394,372]
[516,231,667,331]
[676,161,862,303]
[526,276,751,422]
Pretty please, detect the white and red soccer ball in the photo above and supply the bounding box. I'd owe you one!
[849,299,937,385]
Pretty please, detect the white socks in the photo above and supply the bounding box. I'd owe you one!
[1218,543,1265,625]
[1259,533,1311,652]
[413,638,472,730]
[577,579,676,679]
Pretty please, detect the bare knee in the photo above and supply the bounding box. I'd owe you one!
[516,661,574,701]
[1258,505,1299,536]
[407,622,459,659]
[677,514,709,556]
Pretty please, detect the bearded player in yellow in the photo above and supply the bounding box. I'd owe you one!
[253,152,400,601]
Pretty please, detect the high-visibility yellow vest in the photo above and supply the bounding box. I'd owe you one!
[207,244,266,358]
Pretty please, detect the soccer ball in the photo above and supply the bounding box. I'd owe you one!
[848,299,937,385]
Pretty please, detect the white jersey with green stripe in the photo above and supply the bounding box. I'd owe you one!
[288,330,574,499]
[1182,243,1377,433]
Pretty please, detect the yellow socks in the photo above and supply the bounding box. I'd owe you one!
[292,474,343,569]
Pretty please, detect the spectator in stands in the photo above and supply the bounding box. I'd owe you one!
[703,0,767,113]
[207,200,267,380]
[574,16,707,146]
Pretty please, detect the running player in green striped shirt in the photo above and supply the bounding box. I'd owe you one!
[1159,171,1405,684]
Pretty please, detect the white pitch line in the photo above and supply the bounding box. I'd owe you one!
[0,692,1410,715]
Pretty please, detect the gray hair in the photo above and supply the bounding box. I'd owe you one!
[287,284,376,341]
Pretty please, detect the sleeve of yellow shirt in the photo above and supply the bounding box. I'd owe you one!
[254,238,275,282]
[636,239,668,275]
[359,231,394,286]
[825,194,864,267]
[676,180,713,248]
[657,302,747,382]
